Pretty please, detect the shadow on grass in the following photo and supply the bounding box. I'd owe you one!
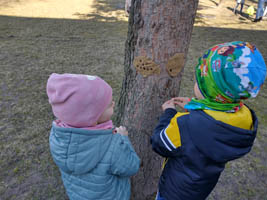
[226,6,254,21]
[0,8,267,200]
[208,0,219,6]
[72,0,126,21]
[89,0,125,12]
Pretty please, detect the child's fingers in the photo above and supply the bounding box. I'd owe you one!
[172,98,183,103]
[162,100,172,107]
[172,97,190,103]
[112,129,118,134]
[116,126,129,136]
[173,100,186,104]
[117,126,127,132]
[172,97,188,100]
[164,99,173,104]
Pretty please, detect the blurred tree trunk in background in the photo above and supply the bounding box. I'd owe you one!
[116,0,199,199]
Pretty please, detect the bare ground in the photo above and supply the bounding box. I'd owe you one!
[0,0,266,199]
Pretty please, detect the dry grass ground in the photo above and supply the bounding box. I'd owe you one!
[0,0,266,199]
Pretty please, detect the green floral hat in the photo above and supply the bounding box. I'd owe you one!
[185,41,266,112]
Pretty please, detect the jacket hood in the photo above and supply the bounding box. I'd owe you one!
[188,109,258,163]
[49,124,113,174]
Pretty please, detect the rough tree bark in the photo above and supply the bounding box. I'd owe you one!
[116,0,199,199]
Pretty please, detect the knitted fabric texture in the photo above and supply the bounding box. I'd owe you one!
[47,73,112,127]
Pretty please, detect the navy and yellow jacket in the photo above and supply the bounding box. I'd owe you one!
[151,106,257,200]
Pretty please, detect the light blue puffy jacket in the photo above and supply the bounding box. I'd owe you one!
[49,124,140,200]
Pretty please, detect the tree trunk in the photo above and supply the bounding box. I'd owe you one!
[116,0,199,199]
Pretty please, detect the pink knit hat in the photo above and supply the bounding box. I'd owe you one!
[46,73,112,127]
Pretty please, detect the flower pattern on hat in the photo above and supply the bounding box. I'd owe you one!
[185,41,266,112]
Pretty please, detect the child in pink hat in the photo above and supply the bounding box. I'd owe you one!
[47,73,114,129]
[47,73,140,200]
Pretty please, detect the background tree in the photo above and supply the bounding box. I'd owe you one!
[116,0,199,199]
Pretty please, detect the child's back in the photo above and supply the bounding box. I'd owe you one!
[151,41,266,200]
[47,74,140,200]
[152,105,256,199]
[50,125,139,200]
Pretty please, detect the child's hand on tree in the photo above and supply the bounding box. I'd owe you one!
[162,99,176,111]
[115,126,129,136]
[172,97,191,110]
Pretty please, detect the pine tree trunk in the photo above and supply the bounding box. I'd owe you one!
[116,1,199,199]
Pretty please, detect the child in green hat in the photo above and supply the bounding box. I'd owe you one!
[151,41,266,200]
